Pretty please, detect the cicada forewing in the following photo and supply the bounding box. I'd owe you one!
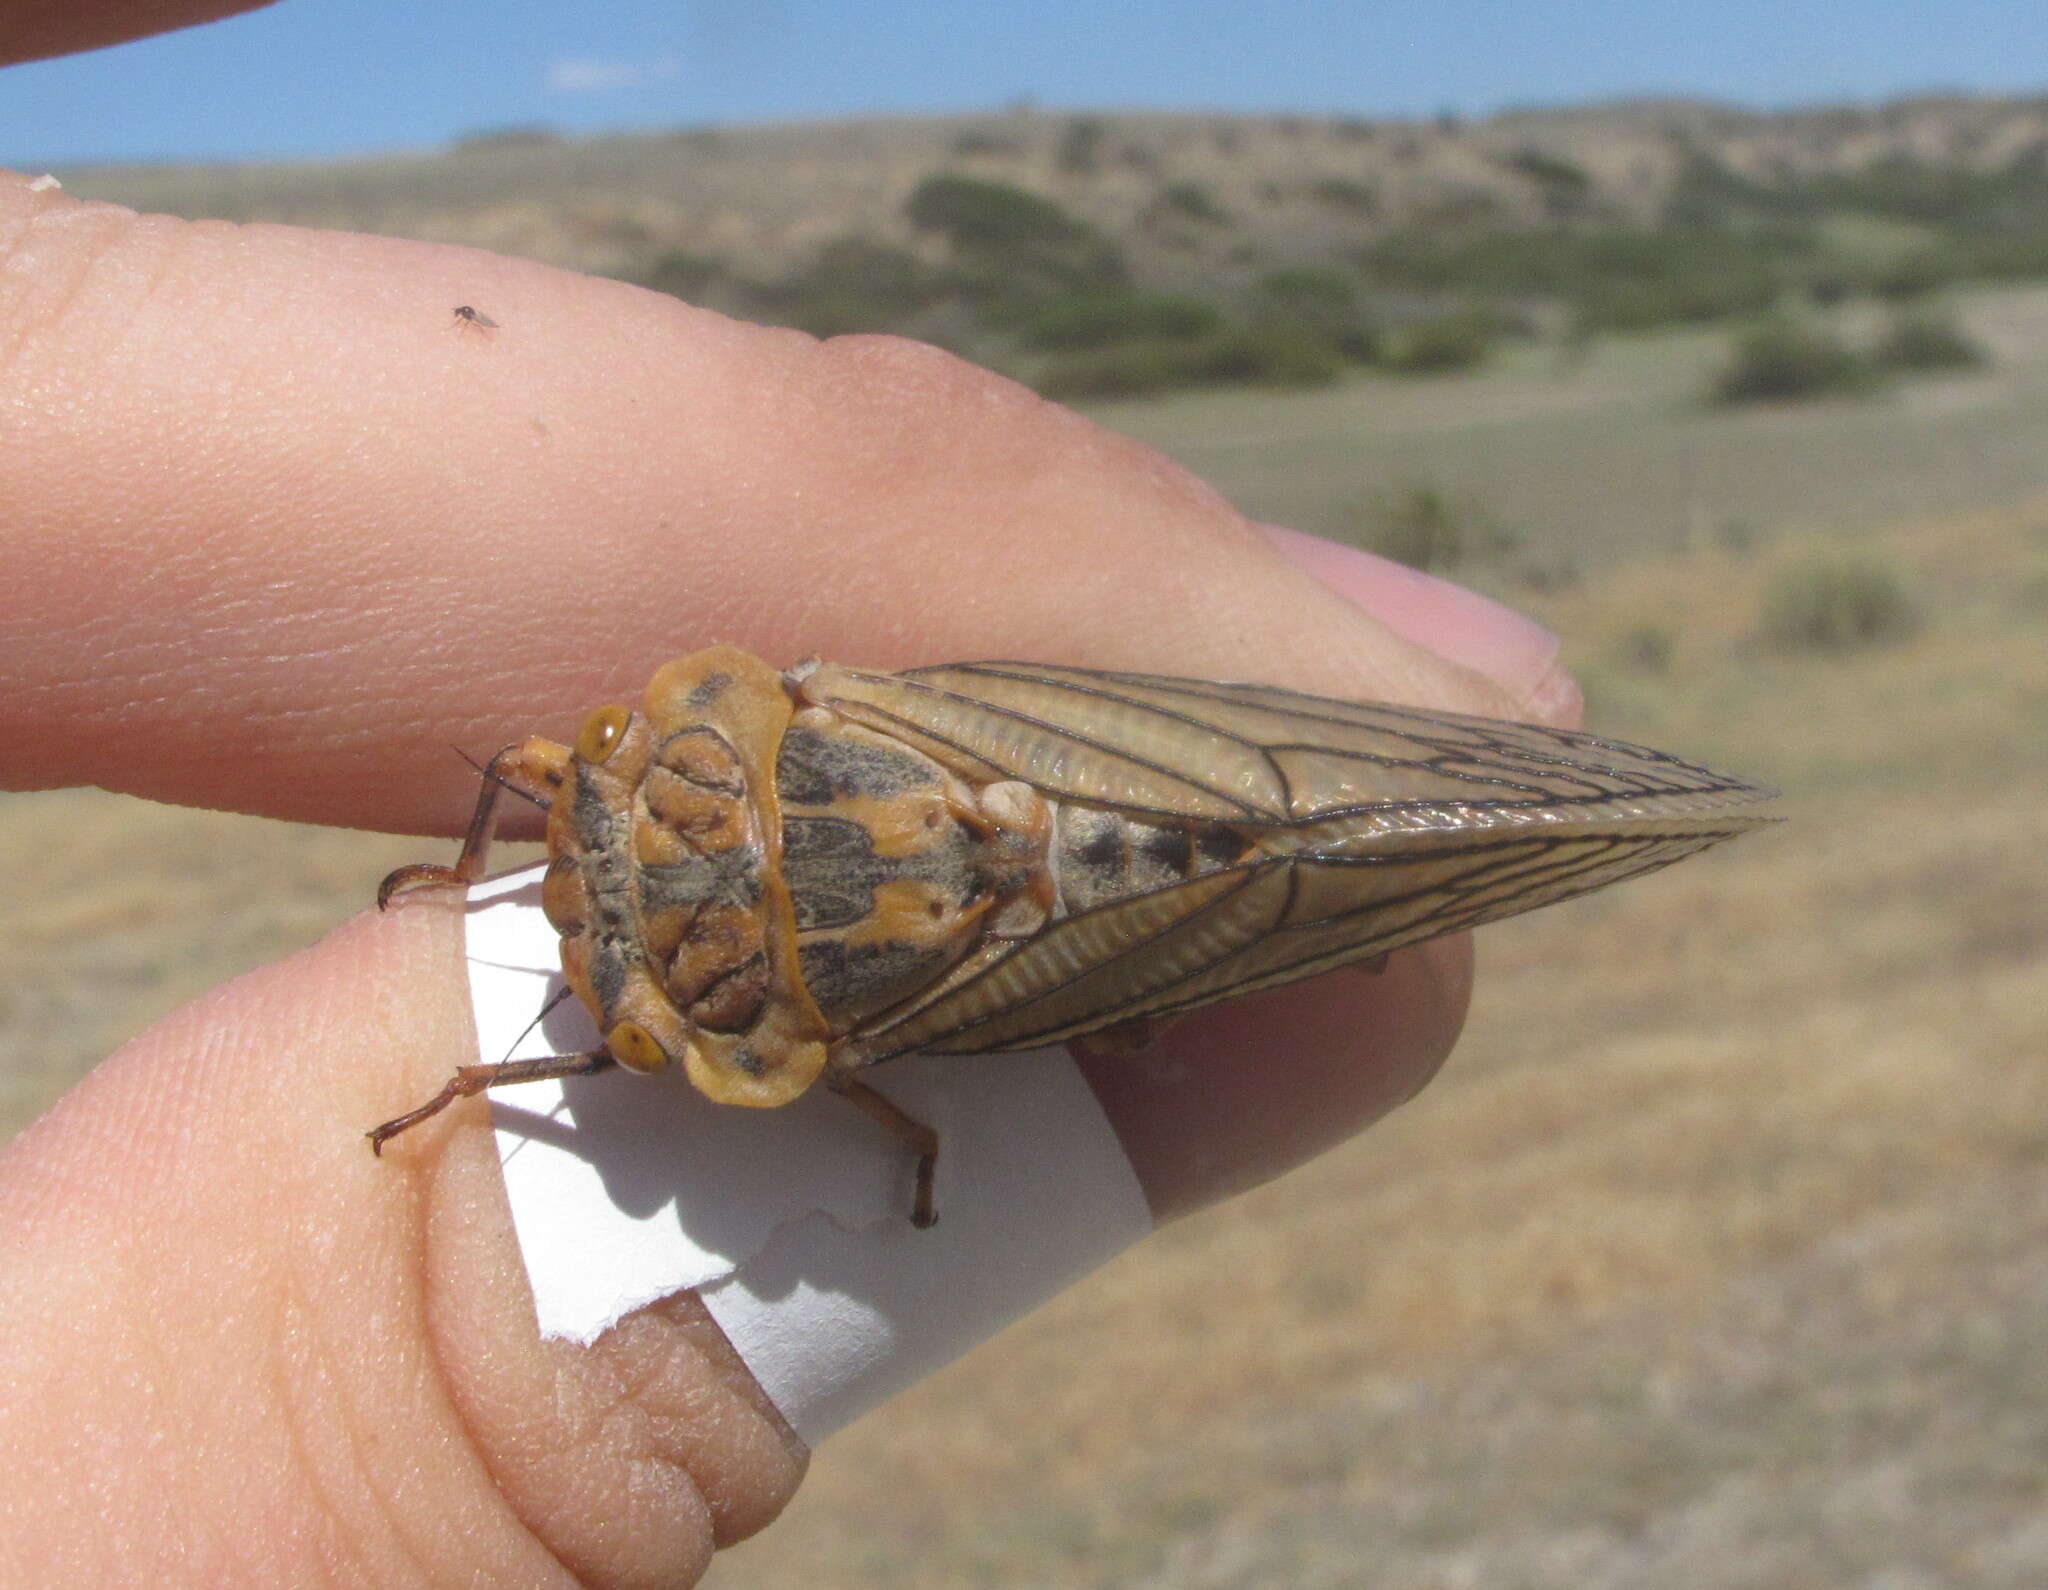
[791,662,1776,1063]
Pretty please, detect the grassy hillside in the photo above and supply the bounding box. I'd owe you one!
[1090,284,2048,557]
[57,97,2048,398]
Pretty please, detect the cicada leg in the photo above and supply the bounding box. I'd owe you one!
[377,735,571,907]
[827,1070,940,1229]
[367,1050,618,1153]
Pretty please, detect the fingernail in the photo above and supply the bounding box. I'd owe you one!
[1259,524,1566,713]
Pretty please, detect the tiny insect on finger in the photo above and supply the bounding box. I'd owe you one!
[372,646,1777,1224]
[451,304,499,331]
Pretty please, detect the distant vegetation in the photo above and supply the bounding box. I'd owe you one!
[1758,553,1920,652]
[1711,317,1879,404]
[73,98,2048,400]
[624,174,1390,398]
[1350,484,1520,573]
[1870,306,1989,373]
[610,128,2037,399]
[1708,305,1990,405]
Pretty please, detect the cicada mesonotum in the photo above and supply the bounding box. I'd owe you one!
[371,645,1775,1224]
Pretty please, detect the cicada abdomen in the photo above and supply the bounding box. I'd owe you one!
[372,646,1776,1225]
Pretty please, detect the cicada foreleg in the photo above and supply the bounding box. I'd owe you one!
[367,1049,618,1153]
[377,735,572,906]
[827,1067,941,1229]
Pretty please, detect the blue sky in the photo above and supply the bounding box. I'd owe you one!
[7,0,2048,169]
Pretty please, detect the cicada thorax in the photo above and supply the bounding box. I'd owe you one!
[775,714,1023,1028]
[536,646,1062,1109]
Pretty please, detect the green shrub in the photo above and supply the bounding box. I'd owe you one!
[744,237,946,336]
[1868,249,1956,301]
[1032,340,1209,400]
[1613,624,1675,674]
[1361,225,1787,332]
[1503,146,1591,194]
[1353,485,1515,571]
[1711,318,1880,404]
[1055,117,1107,175]
[1254,266,1355,314]
[906,174,1089,250]
[906,173,1127,302]
[1309,177,1378,216]
[1382,310,1493,374]
[1759,555,1919,652]
[1031,318,1347,400]
[1156,181,1230,225]
[1014,289,1224,351]
[1870,308,1988,373]
[629,249,727,302]
[1197,320,1346,387]
[1503,147,1593,218]
[1250,268,1378,362]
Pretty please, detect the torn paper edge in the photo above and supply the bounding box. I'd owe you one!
[463,865,1153,1442]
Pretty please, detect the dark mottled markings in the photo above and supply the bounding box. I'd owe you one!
[782,814,979,931]
[637,848,760,911]
[798,938,955,1022]
[1141,825,1193,872]
[1195,823,1246,867]
[782,816,890,930]
[587,938,628,1014]
[571,772,617,851]
[776,723,939,806]
[573,766,639,923]
[1071,811,1123,870]
[687,671,732,708]
[1053,805,1249,914]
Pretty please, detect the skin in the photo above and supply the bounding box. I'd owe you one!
[0,8,1580,1583]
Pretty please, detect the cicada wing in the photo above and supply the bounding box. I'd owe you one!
[856,820,1750,1060]
[799,661,1776,834]
[798,659,1777,1063]
[855,863,1295,1059]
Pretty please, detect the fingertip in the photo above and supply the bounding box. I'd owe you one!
[1075,935,1474,1223]
[1259,524,1576,723]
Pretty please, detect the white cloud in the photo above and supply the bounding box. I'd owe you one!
[545,54,683,95]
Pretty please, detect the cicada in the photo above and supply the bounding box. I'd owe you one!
[372,645,1774,1224]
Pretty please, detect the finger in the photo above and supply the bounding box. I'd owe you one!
[1260,524,1580,728]
[0,177,1552,836]
[1077,935,1472,1223]
[0,902,804,1584]
[0,174,1562,1292]
[0,181,1572,1582]
[0,0,270,69]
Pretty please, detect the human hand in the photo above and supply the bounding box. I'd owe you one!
[0,12,1574,1584]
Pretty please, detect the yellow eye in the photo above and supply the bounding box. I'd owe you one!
[606,1021,669,1074]
[576,705,632,764]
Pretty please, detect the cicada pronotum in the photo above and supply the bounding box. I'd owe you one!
[372,645,1775,1224]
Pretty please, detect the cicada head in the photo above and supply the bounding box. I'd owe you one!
[532,648,827,1107]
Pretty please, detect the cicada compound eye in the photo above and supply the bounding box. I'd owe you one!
[605,1020,670,1075]
[575,704,633,764]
